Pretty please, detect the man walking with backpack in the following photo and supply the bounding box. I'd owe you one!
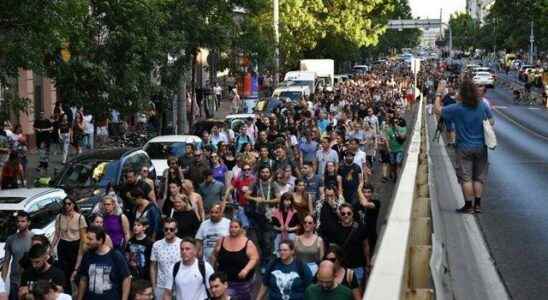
[162,237,214,300]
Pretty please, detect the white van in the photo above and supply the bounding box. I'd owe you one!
[272,85,311,102]
[284,71,317,94]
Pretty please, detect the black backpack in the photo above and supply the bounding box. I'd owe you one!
[172,259,211,299]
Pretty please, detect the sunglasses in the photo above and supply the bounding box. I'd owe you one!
[63,202,73,206]
[303,221,314,225]
[243,168,251,171]
[326,257,337,262]
[164,227,176,232]
[340,211,353,216]
[141,169,149,173]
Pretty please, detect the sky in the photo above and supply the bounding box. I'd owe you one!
[409,0,466,23]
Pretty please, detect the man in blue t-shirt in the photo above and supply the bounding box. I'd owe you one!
[77,226,131,300]
[434,79,494,214]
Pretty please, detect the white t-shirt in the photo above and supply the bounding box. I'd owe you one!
[171,259,214,300]
[195,218,230,261]
[56,293,72,300]
[0,277,5,293]
[353,150,368,173]
[84,115,94,134]
[150,237,182,289]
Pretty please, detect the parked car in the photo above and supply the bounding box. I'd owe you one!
[143,135,202,177]
[190,119,225,136]
[47,148,155,211]
[0,188,67,260]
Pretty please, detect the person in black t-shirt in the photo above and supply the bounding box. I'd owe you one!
[119,170,154,222]
[332,204,369,285]
[19,244,65,299]
[126,218,153,281]
[354,183,380,255]
[33,112,53,150]
[338,151,362,205]
[168,194,200,238]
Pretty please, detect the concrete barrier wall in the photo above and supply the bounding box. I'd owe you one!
[364,97,433,300]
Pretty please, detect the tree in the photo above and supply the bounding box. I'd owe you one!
[362,0,421,59]
[483,0,547,53]
[446,12,480,51]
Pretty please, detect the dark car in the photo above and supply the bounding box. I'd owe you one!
[190,119,225,136]
[50,148,155,212]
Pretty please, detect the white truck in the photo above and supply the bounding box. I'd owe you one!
[299,59,335,92]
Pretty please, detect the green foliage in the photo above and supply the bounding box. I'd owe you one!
[484,0,548,52]
[446,12,480,51]
[0,1,66,85]
[250,0,394,69]
[363,0,421,59]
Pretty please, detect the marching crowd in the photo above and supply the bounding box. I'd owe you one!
[0,61,417,300]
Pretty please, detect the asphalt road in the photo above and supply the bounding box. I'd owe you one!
[477,86,548,300]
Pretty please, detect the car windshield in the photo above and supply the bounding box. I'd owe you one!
[0,201,61,242]
[279,91,302,102]
[144,142,199,160]
[55,159,119,188]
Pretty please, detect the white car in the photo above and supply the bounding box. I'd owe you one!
[0,188,67,260]
[143,135,202,177]
[473,72,495,88]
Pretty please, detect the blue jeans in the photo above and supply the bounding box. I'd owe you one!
[235,206,250,229]
[353,266,367,285]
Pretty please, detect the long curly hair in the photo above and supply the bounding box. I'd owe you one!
[459,78,479,108]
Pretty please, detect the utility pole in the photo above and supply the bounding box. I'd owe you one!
[529,21,534,65]
[273,0,280,87]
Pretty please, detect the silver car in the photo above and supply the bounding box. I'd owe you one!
[0,188,67,260]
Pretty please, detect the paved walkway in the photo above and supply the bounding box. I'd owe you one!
[22,98,234,185]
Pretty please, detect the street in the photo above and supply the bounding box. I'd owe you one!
[477,86,548,299]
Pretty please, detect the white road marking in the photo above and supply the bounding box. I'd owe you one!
[528,107,541,110]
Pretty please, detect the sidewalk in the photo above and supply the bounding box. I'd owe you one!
[426,113,509,300]
[23,99,235,185]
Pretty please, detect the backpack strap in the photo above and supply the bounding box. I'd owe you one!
[172,261,181,280]
[198,258,212,299]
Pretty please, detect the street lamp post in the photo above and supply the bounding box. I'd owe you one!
[273,0,280,87]
[529,21,535,65]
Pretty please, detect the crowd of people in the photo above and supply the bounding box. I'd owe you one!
[0,61,418,300]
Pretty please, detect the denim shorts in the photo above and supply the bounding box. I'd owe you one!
[389,151,404,165]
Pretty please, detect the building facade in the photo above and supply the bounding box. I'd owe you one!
[0,69,57,148]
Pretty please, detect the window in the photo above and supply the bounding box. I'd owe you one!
[122,152,149,173]
[27,196,63,213]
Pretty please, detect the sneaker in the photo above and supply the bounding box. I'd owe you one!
[473,204,481,214]
[456,205,474,214]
